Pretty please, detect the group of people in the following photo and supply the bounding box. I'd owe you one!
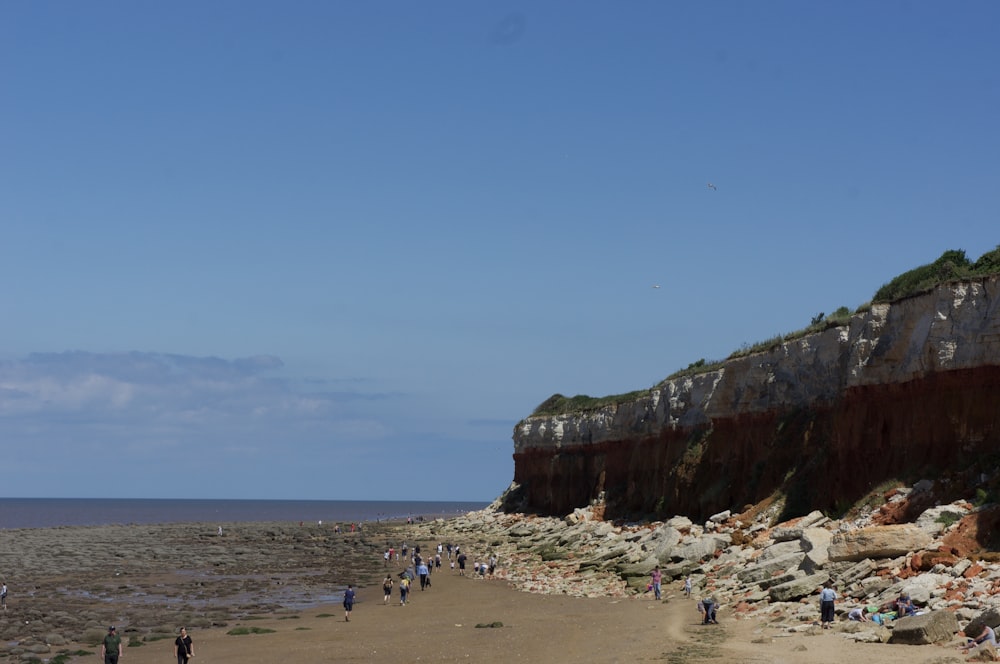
[645,568,694,604]
[645,567,706,624]
[375,541,499,607]
[840,589,918,626]
[99,625,193,664]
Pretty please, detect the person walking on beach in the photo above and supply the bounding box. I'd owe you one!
[174,626,194,664]
[101,626,123,664]
[382,575,393,604]
[649,566,662,600]
[399,576,410,605]
[819,580,837,629]
[417,560,430,590]
[684,575,692,599]
[343,584,356,621]
[457,552,467,576]
[1,582,6,610]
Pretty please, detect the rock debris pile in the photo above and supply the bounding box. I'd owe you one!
[413,483,1000,650]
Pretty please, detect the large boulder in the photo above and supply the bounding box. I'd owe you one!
[837,558,877,586]
[914,502,971,536]
[828,525,933,562]
[887,611,959,645]
[768,573,828,602]
[799,528,834,572]
[737,552,807,584]
[963,607,1000,643]
[759,539,805,561]
[670,535,730,562]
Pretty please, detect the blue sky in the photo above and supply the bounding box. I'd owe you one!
[2,1,998,501]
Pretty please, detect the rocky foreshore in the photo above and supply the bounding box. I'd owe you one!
[410,483,1000,656]
[0,521,388,659]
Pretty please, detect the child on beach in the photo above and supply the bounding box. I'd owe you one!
[382,575,393,604]
[343,585,356,622]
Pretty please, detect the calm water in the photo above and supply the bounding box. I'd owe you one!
[0,498,489,529]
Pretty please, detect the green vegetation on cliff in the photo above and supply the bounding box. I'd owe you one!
[530,246,1000,418]
[872,246,1000,302]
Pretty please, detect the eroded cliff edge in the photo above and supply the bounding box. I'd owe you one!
[511,277,1000,521]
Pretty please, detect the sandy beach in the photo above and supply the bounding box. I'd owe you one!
[59,572,974,664]
[0,517,981,663]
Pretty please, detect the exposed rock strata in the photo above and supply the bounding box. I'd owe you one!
[512,277,1000,519]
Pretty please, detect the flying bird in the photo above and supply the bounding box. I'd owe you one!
[707,182,717,191]
[652,284,661,289]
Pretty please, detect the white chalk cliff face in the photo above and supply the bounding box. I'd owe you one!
[511,277,1000,519]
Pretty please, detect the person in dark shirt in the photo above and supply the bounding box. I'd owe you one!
[101,626,122,664]
[174,626,194,664]
[343,584,356,621]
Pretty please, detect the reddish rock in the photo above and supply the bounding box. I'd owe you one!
[964,563,985,579]
[911,549,960,572]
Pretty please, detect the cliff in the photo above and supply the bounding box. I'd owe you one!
[511,276,1000,521]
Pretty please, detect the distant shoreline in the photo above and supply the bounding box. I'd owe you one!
[0,497,489,529]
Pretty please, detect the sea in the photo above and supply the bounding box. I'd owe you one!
[0,497,489,529]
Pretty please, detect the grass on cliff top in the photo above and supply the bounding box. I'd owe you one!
[529,246,1000,418]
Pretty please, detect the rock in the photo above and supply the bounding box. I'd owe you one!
[760,540,805,561]
[851,628,891,643]
[768,573,828,602]
[666,516,693,530]
[915,502,971,536]
[952,559,974,577]
[616,557,660,578]
[770,527,802,543]
[838,558,877,585]
[670,535,730,562]
[970,643,1000,662]
[964,607,1000,642]
[737,552,807,584]
[887,611,959,645]
[757,571,804,590]
[828,525,933,562]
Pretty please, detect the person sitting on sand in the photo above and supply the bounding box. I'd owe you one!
[960,624,997,654]
[895,592,916,617]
